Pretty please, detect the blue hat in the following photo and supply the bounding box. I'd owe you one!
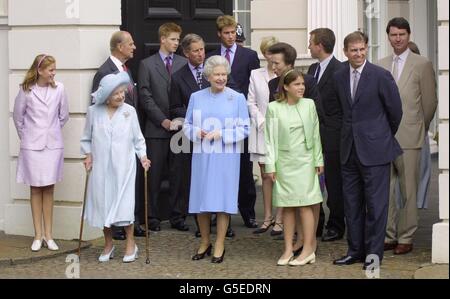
[91,71,131,105]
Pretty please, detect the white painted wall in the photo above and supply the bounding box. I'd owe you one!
[433,0,449,264]
[4,0,121,240]
[0,0,9,231]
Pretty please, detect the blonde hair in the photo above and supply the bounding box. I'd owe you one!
[216,15,237,32]
[275,69,304,102]
[158,22,182,40]
[260,36,279,54]
[21,54,56,92]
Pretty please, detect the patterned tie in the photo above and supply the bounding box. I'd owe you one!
[314,64,321,83]
[165,56,172,75]
[351,70,360,102]
[225,48,231,64]
[392,56,400,82]
[195,66,203,89]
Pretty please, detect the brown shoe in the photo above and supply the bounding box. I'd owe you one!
[384,242,397,251]
[394,243,413,255]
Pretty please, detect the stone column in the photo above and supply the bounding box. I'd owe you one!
[433,0,449,264]
[307,0,359,61]
[6,0,121,240]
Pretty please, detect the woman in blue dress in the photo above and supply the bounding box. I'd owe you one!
[183,55,250,263]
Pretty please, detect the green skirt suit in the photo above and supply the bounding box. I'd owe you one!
[264,98,324,207]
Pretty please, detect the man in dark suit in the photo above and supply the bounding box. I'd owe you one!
[207,15,260,231]
[307,28,345,242]
[266,42,323,238]
[138,23,187,231]
[91,31,146,240]
[168,33,209,233]
[333,32,403,270]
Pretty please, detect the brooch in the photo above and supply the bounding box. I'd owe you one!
[123,112,130,118]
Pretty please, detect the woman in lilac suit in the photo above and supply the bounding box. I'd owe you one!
[13,54,69,252]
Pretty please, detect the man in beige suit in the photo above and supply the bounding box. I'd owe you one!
[378,17,438,255]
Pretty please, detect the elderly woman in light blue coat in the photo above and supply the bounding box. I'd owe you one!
[81,72,150,263]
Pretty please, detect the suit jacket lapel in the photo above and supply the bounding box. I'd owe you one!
[155,55,170,82]
[107,58,119,74]
[231,46,243,72]
[342,64,352,106]
[318,58,337,88]
[353,63,371,105]
[181,65,200,92]
[397,53,415,92]
[31,85,48,105]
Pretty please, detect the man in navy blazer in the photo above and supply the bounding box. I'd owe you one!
[332,32,403,270]
[307,28,345,242]
[207,15,260,230]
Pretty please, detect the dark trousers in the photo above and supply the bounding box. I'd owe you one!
[238,138,256,222]
[168,151,191,225]
[145,138,171,227]
[342,146,390,262]
[324,151,345,234]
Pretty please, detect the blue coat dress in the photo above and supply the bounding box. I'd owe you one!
[183,87,250,214]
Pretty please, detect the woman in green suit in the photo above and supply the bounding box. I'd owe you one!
[265,69,324,266]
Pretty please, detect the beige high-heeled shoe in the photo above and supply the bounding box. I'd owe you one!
[277,254,293,266]
[288,252,316,266]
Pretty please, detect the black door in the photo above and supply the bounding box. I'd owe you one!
[121,0,232,221]
[121,0,233,79]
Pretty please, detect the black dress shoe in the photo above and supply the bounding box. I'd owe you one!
[211,249,226,263]
[333,255,364,266]
[133,225,147,237]
[226,227,235,238]
[148,224,161,232]
[243,218,258,228]
[192,244,212,260]
[322,229,343,242]
[112,229,126,240]
[171,222,189,232]
[194,230,201,238]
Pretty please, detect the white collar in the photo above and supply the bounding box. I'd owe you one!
[110,55,125,71]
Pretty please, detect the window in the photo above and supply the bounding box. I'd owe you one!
[233,0,251,47]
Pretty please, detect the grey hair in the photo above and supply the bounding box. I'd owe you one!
[181,33,204,52]
[203,55,231,78]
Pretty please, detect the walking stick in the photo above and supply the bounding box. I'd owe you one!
[77,169,90,258]
[144,169,150,264]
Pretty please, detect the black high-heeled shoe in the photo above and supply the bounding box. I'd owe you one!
[211,249,226,264]
[253,217,275,234]
[192,244,212,260]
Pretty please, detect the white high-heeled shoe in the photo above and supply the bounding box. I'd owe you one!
[277,254,293,266]
[98,246,115,262]
[123,245,138,263]
[289,252,316,266]
[43,238,59,251]
[31,239,43,252]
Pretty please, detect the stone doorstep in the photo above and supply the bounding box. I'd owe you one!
[414,264,449,279]
[0,239,91,267]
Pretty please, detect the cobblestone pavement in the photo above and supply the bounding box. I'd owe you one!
[0,156,441,279]
[0,223,433,279]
